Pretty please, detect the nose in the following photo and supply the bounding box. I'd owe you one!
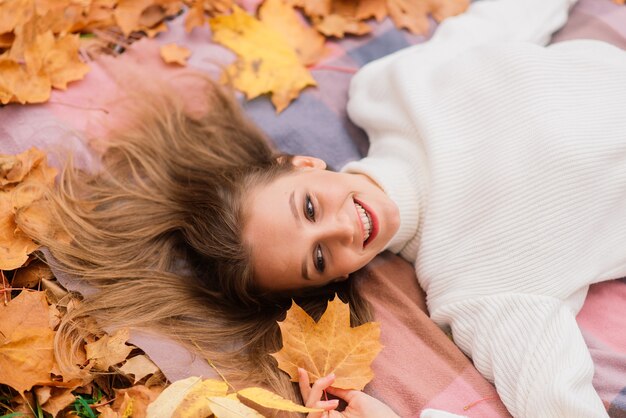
[318,214,354,245]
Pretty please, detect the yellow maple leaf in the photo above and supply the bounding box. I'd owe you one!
[271,296,382,390]
[258,0,326,67]
[0,291,56,394]
[209,5,316,113]
[160,43,191,66]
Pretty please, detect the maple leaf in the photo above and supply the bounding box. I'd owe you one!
[31,32,90,90]
[258,0,326,67]
[0,147,47,186]
[0,57,51,104]
[313,13,371,38]
[35,386,76,417]
[0,291,55,394]
[119,354,160,384]
[85,328,134,371]
[110,385,163,417]
[0,195,39,270]
[114,0,154,36]
[185,0,207,33]
[0,0,34,34]
[271,296,382,390]
[387,0,469,34]
[12,259,54,288]
[209,5,316,113]
[0,147,56,270]
[160,43,191,66]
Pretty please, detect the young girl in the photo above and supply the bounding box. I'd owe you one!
[247,0,626,417]
[28,0,625,417]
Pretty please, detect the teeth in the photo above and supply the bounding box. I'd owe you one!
[355,202,372,242]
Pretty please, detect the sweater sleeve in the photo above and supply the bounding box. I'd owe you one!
[346,0,576,155]
[433,294,608,418]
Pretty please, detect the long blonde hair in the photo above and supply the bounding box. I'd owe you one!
[20,72,371,413]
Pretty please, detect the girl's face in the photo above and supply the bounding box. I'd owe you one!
[244,156,400,291]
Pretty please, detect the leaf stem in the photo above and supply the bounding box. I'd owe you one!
[192,341,236,392]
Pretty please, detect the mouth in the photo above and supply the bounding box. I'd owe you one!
[354,198,379,248]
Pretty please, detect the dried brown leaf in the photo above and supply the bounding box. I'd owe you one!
[0,291,55,394]
[85,328,134,371]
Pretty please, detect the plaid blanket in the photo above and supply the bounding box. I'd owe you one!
[1,0,625,416]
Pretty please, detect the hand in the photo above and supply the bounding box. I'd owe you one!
[298,368,400,418]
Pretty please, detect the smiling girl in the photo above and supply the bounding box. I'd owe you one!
[25,0,626,416]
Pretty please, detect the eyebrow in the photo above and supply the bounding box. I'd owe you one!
[290,191,311,281]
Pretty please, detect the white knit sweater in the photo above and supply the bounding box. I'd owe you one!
[342,1,626,417]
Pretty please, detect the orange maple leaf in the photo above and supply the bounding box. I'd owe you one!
[0,148,57,270]
[160,43,191,66]
[271,296,382,390]
[0,291,56,394]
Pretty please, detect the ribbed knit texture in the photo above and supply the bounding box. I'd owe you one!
[342,0,626,417]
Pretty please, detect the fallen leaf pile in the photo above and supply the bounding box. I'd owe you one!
[0,0,227,104]
[0,148,167,417]
[0,0,469,110]
[272,296,383,390]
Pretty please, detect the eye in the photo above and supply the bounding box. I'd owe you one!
[314,245,325,273]
[304,194,315,221]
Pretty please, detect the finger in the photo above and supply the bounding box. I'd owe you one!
[306,399,339,418]
[325,386,358,403]
[306,373,336,408]
[315,399,340,411]
[298,368,311,400]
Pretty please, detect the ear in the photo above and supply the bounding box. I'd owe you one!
[291,155,327,170]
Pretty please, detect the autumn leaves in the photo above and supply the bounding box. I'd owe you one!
[0,0,470,110]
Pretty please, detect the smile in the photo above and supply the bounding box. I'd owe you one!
[354,198,379,247]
